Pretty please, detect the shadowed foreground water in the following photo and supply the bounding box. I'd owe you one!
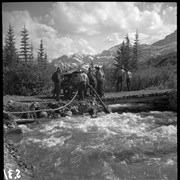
[9,111,177,180]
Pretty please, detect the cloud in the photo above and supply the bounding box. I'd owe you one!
[2,10,96,60]
[49,2,176,37]
[2,2,177,59]
[162,6,177,25]
[103,33,125,44]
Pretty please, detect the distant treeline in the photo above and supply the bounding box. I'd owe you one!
[103,51,177,92]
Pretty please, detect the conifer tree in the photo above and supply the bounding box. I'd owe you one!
[19,25,31,64]
[29,42,34,64]
[44,53,48,66]
[131,29,141,71]
[44,53,47,63]
[37,40,45,66]
[114,41,126,68]
[3,23,19,67]
[124,34,131,70]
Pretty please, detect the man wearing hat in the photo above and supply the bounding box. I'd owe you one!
[51,67,62,101]
[116,65,125,92]
[125,69,132,91]
[77,70,89,100]
[95,66,105,98]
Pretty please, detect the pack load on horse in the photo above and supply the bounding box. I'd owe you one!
[60,70,79,99]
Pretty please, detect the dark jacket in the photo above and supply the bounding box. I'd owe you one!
[52,71,61,83]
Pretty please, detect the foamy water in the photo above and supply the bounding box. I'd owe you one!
[12,111,177,180]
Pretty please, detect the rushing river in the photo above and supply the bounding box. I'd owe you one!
[8,110,177,180]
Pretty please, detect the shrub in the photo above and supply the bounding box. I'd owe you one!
[103,63,176,92]
[3,63,56,96]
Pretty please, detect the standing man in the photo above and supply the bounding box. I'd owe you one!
[77,70,88,100]
[82,70,89,97]
[95,66,105,98]
[51,67,62,101]
[116,66,125,92]
[125,69,132,91]
[87,67,97,96]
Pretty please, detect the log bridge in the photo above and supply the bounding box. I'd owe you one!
[102,89,176,112]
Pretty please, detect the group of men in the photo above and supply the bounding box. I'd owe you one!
[51,66,105,101]
[78,66,105,100]
[116,66,132,92]
[51,65,132,101]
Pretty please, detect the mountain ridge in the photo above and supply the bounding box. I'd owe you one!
[152,30,177,46]
[51,30,177,68]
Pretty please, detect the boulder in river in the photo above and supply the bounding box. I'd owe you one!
[40,111,48,118]
[65,110,73,117]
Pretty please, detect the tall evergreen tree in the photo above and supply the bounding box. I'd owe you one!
[114,41,126,68]
[124,34,131,70]
[44,53,48,66]
[37,40,45,66]
[29,42,34,64]
[19,25,31,64]
[131,29,141,71]
[3,23,19,67]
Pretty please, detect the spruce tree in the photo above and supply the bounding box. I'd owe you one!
[124,34,131,70]
[29,42,34,64]
[19,25,31,64]
[37,40,45,66]
[114,41,126,68]
[44,53,47,63]
[131,29,141,71]
[3,23,19,67]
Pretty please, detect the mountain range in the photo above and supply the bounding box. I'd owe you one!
[51,30,177,69]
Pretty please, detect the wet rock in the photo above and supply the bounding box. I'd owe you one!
[30,102,48,118]
[30,102,41,109]
[40,111,48,118]
[48,102,59,109]
[107,106,112,113]
[18,125,31,133]
[3,113,18,129]
[7,100,14,105]
[87,107,98,118]
[3,125,8,134]
[70,106,79,115]
[65,110,72,117]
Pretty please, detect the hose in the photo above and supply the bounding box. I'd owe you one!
[3,91,79,115]
[87,84,110,114]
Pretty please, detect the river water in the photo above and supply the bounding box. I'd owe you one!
[8,110,177,180]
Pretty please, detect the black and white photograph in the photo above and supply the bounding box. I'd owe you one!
[3,2,177,180]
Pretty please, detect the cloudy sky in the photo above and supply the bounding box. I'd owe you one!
[2,2,177,61]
